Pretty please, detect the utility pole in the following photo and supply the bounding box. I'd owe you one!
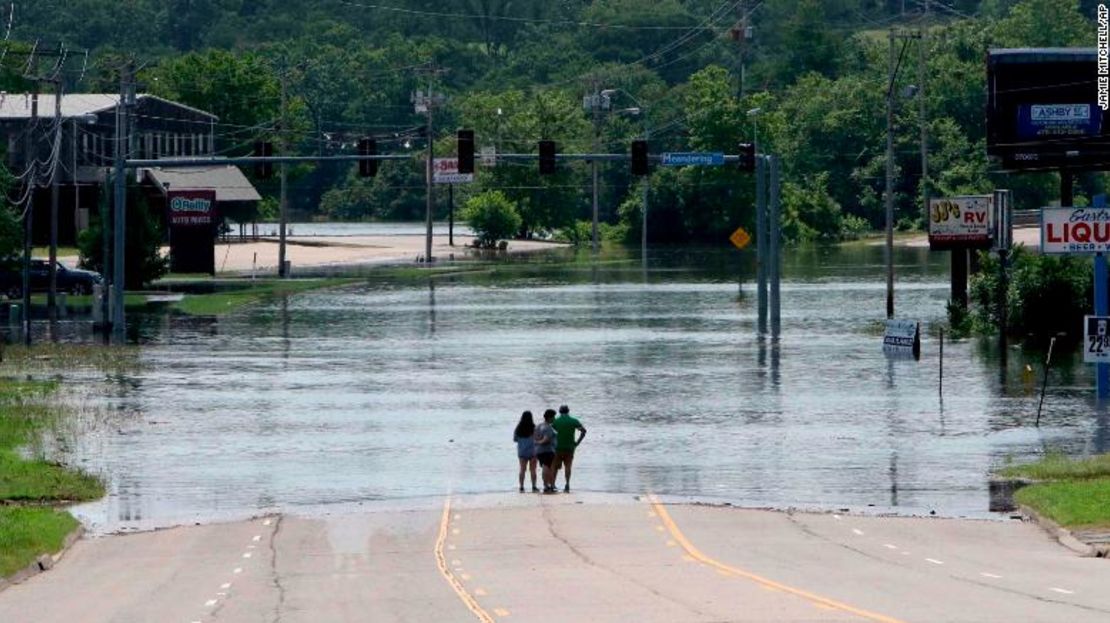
[641,120,650,264]
[425,79,435,263]
[278,76,288,278]
[22,89,38,345]
[920,0,929,228]
[48,78,62,320]
[448,183,454,247]
[414,66,445,264]
[112,61,134,338]
[885,29,897,320]
[590,80,603,254]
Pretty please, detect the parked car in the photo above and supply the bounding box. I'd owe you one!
[0,259,103,298]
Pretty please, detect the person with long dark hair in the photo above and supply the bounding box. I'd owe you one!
[513,411,539,492]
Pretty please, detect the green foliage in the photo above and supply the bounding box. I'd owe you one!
[1000,451,1110,481]
[0,507,80,578]
[970,247,1092,341]
[77,181,169,289]
[462,191,522,248]
[1014,478,1110,528]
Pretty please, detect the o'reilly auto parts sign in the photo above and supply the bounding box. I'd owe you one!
[1041,207,1110,254]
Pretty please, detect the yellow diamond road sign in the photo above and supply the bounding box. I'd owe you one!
[729,227,752,250]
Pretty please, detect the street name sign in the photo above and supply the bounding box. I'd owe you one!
[433,158,475,184]
[1041,207,1110,254]
[729,227,752,250]
[661,152,725,167]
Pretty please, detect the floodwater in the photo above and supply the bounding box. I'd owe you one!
[51,243,1110,532]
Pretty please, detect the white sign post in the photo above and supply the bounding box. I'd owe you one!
[928,195,993,249]
[1041,207,1110,254]
[433,158,474,185]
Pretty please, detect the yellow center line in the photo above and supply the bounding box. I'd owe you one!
[647,494,905,623]
[435,497,495,623]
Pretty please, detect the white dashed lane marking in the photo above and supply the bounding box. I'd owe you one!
[221,583,231,589]
[233,567,243,574]
[980,573,1003,579]
[851,529,864,536]
[205,599,218,607]
[1050,588,1075,595]
[252,535,261,542]
[242,552,252,559]
[883,544,898,550]
[925,558,944,565]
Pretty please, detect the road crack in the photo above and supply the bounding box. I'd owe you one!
[269,515,287,623]
[539,502,714,619]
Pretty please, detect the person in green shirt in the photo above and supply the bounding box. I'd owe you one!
[551,404,587,493]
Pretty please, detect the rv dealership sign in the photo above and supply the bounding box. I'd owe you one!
[928,195,993,249]
[1041,207,1110,254]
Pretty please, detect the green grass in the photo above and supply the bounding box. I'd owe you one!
[0,507,78,577]
[0,451,104,503]
[1014,478,1110,529]
[999,452,1110,481]
[171,277,358,316]
[30,247,79,259]
[0,377,105,580]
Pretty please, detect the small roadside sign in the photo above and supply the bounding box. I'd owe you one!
[1085,315,1110,363]
[729,227,752,250]
[480,146,496,167]
[662,152,725,167]
[433,158,474,184]
[883,319,921,360]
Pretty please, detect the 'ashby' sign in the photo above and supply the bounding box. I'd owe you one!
[167,190,218,228]
[1041,207,1110,254]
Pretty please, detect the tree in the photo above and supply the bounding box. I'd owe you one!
[463,191,521,248]
[77,183,168,289]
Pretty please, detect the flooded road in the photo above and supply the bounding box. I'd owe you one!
[59,244,1110,532]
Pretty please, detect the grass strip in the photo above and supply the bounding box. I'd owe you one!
[0,507,78,577]
[999,452,1110,481]
[1014,478,1110,530]
[171,277,358,316]
[0,451,104,503]
[0,377,105,581]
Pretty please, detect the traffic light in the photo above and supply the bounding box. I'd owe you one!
[457,129,474,174]
[254,141,273,179]
[630,139,649,176]
[738,142,755,172]
[538,140,556,175]
[358,138,378,177]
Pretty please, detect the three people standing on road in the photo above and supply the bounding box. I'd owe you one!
[513,405,586,494]
[551,405,587,493]
[513,411,539,493]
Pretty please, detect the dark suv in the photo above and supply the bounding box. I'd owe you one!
[0,259,104,298]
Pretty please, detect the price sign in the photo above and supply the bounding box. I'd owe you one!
[1085,315,1110,362]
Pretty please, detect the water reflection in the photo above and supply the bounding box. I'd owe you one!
[52,244,1110,531]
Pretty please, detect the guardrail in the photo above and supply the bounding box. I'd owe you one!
[1012,209,1040,227]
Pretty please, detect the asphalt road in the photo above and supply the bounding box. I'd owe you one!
[2,493,1108,622]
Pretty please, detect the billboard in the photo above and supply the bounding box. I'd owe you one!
[166,189,218,275]
[987,49,1110,171]
[1040,206,1110,254]
[433,158,474,184]
[928,195,993,249]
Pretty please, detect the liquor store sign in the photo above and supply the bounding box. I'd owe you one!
[167,190,218,228]
[1041,207,1110,254]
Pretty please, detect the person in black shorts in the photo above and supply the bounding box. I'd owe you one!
[533,409,558,493]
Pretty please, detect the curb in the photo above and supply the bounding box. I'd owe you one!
[1018,504,1105,557]
[0,524,84,593]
